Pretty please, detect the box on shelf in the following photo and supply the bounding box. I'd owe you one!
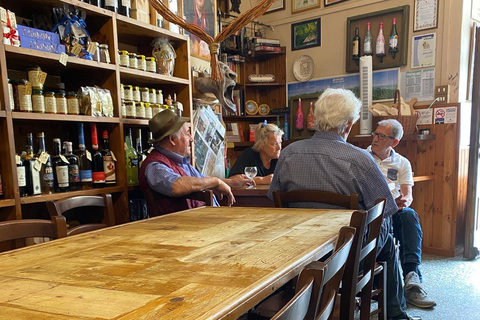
[19,37,65,54]
[132,0,150,24]
[1,7,20,47]
[16,25,60,44]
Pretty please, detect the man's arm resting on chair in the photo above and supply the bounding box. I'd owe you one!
[172,176,235,205]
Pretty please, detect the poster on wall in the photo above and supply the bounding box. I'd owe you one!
[411,33,436,68]
[414,0,438,31]
[400,68,435,101]
[183,0,216,60]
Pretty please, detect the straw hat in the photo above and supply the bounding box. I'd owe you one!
[148,109,190,143]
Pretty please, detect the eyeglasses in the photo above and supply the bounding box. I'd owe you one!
[371,131,395,140]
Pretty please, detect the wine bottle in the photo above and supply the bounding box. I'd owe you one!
[389,17,399,58]
[307,102,316,131]
[375,22,386,62]
[90,124,106,188]
[125,128,139,186]
[145,131,155,155]
[295,98,304,130]
[35,132,54,195]
[101,130,116,186]
[119,0,131,18]
[24,133,41,195]
[52,138,70,193]
[283,113,290,140]
[136,128,146,170]
[76,123,92,190]
[352,27,361,60]
[364,22,373,56]
[276,115,281,129]
[16,153,27,197]
[64,141,80,191]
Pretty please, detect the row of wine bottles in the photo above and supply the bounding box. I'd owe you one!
[352,17,399,61]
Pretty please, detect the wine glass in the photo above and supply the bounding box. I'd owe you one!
[244,166,258,189]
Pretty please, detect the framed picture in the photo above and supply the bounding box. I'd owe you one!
[183,0,217,60]
[291,18,321,51]
[292,0,320,14]
[414,0,438,31]
[324,0,347,6]
[264,0,285,14]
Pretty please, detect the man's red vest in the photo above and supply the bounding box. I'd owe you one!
[139,150,205,217]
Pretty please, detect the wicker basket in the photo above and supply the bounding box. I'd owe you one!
[372,90,417,135]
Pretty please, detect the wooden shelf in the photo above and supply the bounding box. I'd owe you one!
[20,186,124,205]
[413,175,435,182]
[0,199,16,208]
[119,67,190,86]
[122,118,150,126]
[12,112,120,123]
[0,110,6,117]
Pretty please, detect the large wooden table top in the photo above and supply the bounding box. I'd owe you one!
[0,206,353,320]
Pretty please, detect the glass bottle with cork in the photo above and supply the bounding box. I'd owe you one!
[24,133,42,196]
[16,152,26,197]
[35,132,54,194]
[352,27,361,62]
[90,124,106,188]
[375,22,386,63]
[364,21,373,56]
[76,123,92,190]
[63,141,80,191]
[52,138,70,192]
[125,128,139,186]
[101,130,116,186]
[388,17,399,58]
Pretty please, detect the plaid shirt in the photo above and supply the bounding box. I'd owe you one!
[268,131,398,217]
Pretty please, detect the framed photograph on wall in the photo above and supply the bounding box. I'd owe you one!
[291,18,321,51]
[263,0,285,13]
[183,0,217,60]
[292,0,320,14]
[324,0,347,6]
[414,0,438,31]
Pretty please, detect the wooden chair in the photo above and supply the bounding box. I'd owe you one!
[47,194,115,236]
[0,216,67,249]
[272,190,359,210]
[143,188,214,217]
[268,226,355,320]
[339,199,387,320]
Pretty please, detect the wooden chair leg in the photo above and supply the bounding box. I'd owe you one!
[377,261,387,320]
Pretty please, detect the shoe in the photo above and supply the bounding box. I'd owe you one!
[388,312,422,320]
[404,271,436,308]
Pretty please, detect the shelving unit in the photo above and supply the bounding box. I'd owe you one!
[0,0,191,225]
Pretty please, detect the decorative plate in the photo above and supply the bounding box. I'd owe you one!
[258,104,270,115]
[293,55,315,82]
[245,100,259,115]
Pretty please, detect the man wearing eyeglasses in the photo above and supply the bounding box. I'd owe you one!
[368,119,436,309]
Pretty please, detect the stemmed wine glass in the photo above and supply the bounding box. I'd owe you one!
[244,166,258,189]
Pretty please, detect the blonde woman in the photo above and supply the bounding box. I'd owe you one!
[229,122,283,185]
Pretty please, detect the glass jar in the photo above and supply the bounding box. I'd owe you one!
[7,79,14,110]
[146,57,156,72]
[137,54,146,71]
[128,52,137,69]
[123,84,133,101]
[119,50,129,67]
[152,103,163,116]
[120,83,125,100]
[125,100,136,119]
[144,102,152,119]
[27,65,43,90]
[133,86,141,102]
[44,91,57,114]
[140,87,150,103]
[149,88,157,104]
[135,101,145,119]
[55,91,67,114]
[99,44,111,63]
[32,89,45,113]
[66,92,80,115]
[157,89,163,105]
[91,42,100,62]
[15,80,32,112]
[122,100,126,118]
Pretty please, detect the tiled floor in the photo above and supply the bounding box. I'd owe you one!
[397,254,480,320]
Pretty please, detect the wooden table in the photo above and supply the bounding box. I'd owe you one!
[219,185,274,207]
[0,206,353,320]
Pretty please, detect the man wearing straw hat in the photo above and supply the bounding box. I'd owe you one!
[139,109,253,216]
[369,119,436,309]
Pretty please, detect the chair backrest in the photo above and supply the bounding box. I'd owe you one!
[46,194,115,236]
[144,189,214,217]
[0,216,67,249]
[271,276,315,320]
[272,190,359,210]
[340,199,386,320]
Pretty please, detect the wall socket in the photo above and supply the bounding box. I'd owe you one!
[435,85,450,103]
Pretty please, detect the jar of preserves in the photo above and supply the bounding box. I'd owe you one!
[99,44,111,63]
[146,57,156,72]
[119,50,129,67]
[14,80,33,112]
[140,87,150,103]
[7,79,14,110]
[66,92,80,115]
[55,91,67,114]
[145,102,152,119]
[125,100,136,119]
[137,55,146,71]
[27,65,43,89]
[133,86,141,102]
[122,100,127,118]
[124,84,133,101]
[32,89,45,113]
[120,83,125,100]
[135,101,145,119]
[128,52,138,69]
[157,89,163,106]
[152,103,163,116]
[44,91,57,114]
[91,42,101,62]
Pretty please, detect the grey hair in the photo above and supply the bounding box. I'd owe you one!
[313,88,361,133]
[377,119,404,140]
[252,123,284,151]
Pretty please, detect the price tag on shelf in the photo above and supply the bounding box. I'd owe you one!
[60,155,70,164]
[87,42,98,55]
[111,151,117,161]
[38,151,49,164]
[86,149,92,161]
[59,52,68,66]
[15,155,21,165]
[34,160,42,172]
[71,43,83,57]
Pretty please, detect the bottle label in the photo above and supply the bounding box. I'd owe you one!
[122,0,131,7]
[56,165,69,187]
[128,156,139,168]
[80,169,93,182]
[136,105,145,119]
[141,91,149,102]
[126,104,136,117]
[67,99,79,114]
[145,107,152,119]
[30,161,42,195]
[92,171,106,183]
[353,41,359,55]
[45,97,57,113]
[69,164,80,182]
[105,0,117,7]
[389,36,398,49]
[43,166,54,189]
[376,38,385,54]
[32,95,45,113]
[364,41,372,54]
[17,166,26,187]
[56,97,67,114]
[103,156,116,183]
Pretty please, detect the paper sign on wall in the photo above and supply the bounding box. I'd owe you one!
[434,107,445,124]
[445,106,457,123]
[415,108,433,125]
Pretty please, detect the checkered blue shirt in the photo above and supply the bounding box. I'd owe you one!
[268,131,398,217]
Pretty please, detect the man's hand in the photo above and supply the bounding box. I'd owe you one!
[395,193,407,210]
[225,174,255,189]
[214,180,235,206]
[255,174,274,185]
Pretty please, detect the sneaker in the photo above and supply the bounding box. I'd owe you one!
[404,271,436,308]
